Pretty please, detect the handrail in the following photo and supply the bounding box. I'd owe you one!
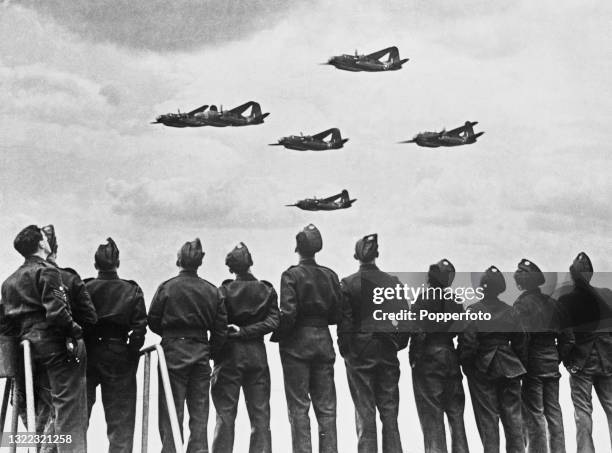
[0,340,36,453]
[139,344,183,453]
[22,340,35,434]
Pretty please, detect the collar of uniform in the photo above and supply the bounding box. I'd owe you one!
[482,296,504,306]
[179,269,198,277]
[299,257,317,265]
[359,263,379,271]
[25,255,46,265]
[98,270,119,280]
[521,287,542,297]
[235,273,256,281]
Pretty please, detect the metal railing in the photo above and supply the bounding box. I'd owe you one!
[0,339,36,453]
[0,341,183,453]
[139,344,183,453]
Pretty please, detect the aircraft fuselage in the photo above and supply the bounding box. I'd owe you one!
[276,137,348,151]
[411,131,484,147]
[294,200,354,211]
[328,56,408,72]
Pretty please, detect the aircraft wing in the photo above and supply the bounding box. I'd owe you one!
[321,192,343,203]
[366,46,399,61]
[311,128,338,141]
[445,124,469,136]
[187,105,209,115]
[228,101,258,116]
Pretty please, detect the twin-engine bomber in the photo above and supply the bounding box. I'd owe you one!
[286,189,356,211]
[152,101,269,128]
[401,121,484,147]
[269,128,349,151]
[324,46,409,72]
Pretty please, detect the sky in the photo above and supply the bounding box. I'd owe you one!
[1,0,612,451]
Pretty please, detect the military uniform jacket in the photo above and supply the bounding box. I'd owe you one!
[148,270,227,357]
[513,288,565,378]
[84,271,147,349]
[0,256,75,339]
[459,298,528,379]
[57,265,97,329]
[558,284,612,374]
[338,264,408,366]
[219,273,279,342]
[409,291,465,369]
[271,257,342,342]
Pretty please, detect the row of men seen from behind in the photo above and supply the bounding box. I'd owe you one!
[0,223,610,453]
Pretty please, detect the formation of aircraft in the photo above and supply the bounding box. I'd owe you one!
[152,101,269,128]
[150,48,485,210]
[400,121,484,147]
[286,190,357,211]
[269,128,349,151]
[324,46,409,72]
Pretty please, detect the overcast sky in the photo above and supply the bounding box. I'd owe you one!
[2,1,612,450]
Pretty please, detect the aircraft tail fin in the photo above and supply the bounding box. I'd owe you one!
[473,131,484,140]
[250,102,262,118]
[331,128,342,143]
[388,46,400,62]
[340,189,350,203]
[464,121,476,137]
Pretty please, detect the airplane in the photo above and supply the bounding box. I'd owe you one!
[324,46,409,72]
[286,189,356,211]
[152,101,269,127]
[269,128,349,151]
[400,121,484,147]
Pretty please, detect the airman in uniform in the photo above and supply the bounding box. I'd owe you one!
[13,225,98,453]
[558,253,612,453]
[271,224,342,453]
[410,259,469,453]
[338,234,406,453]
[211,242,279,453]
[84,238,147,453]
[513,259,566,453]
[148,238,228,453]
[459,266,528,453]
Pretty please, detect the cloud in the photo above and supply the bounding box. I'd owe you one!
[99,84,122,106]
[506,165,612,234]
[17,0,313,52]
[0,63,113,127]
[106,177,299,229]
